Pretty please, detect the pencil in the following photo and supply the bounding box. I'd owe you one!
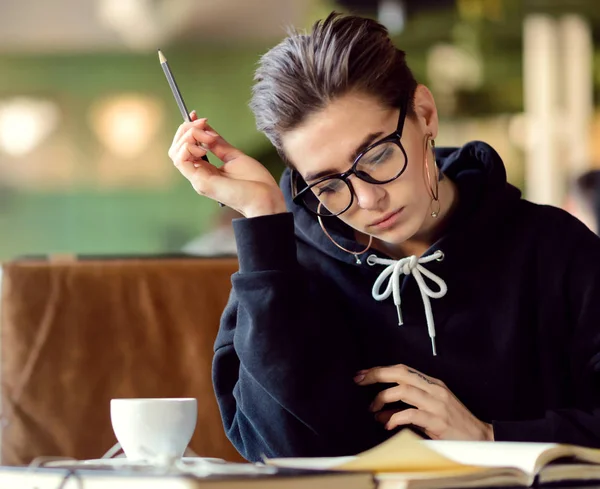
[158,49,192,123]
[158,49,225,207]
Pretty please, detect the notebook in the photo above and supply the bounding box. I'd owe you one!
[268,430,600,489]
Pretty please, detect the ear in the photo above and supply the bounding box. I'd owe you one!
[412,85,439,139]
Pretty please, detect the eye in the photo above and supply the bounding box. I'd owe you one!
[315,179,344,196]
[365,146,393,165]
[317,186,333,196]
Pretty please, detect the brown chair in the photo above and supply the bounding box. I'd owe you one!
[0,256,243,465]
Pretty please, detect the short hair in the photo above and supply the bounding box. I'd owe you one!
[249,12,418,163]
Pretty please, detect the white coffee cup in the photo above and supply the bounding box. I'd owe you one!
[110,398,197,465]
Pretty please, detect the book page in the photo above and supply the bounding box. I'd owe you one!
[270,430,589,477]
[423,440,557,475]
[568,445,600,465]
[539,463,600,484]
[267,457,355,470]
[339,431,473,472]
[270,431,477,473]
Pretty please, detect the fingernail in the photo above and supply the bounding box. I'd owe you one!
[353,374,365,383]
[206,130,219,137]
[357,369,368,375]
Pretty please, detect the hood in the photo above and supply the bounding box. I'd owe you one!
[280,140,522,264]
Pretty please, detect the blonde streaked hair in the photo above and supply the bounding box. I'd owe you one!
[250,12,418,164]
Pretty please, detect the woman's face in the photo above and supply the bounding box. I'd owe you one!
[281,86,439,245]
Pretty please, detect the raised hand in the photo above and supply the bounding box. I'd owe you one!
[168,111,287,218]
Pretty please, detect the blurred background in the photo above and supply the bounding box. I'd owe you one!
[1,0,600,260]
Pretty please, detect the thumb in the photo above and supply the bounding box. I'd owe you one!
[190,110,198,122]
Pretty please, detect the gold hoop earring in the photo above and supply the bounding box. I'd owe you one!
[317,204,373,265]
[424,134,440,218]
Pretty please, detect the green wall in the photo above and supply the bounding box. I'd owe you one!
[0,44,281,259]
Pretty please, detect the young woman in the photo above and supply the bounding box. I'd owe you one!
[168,13,600,461]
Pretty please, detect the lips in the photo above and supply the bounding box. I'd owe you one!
[368,208,403,228]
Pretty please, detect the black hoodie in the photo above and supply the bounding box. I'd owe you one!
[213,141,600,461]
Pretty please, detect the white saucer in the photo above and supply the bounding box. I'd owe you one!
[42,457,276,476]
[44,457,225,469]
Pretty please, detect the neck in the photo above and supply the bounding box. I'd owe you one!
[374,176,459,259]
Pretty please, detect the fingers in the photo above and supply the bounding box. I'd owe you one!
[354,366,398,385]
[385,408,439,433]
[167,115,278,211]
[172,137,229,199]
[200,124,245,164]
[170,118,201,150]
[369,384,441,413]
[173,144,209,181]
[375,408,437,438]
[179,141,208,162]
[374,409,397,425]
[359,363,490,441]
[173,126,216,156]
[169,117,212,159]
[373,406,439,435]
[169,118,243,168]
[355,364,443,394]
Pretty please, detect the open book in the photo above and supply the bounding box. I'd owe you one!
[268,430,600,489]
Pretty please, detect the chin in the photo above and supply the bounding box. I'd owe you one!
[371,217,422,245]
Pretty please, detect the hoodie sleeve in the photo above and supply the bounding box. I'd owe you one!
[212,212,384,461]
[493,215,600,447]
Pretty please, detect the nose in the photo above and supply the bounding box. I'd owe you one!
[350,176,386,210]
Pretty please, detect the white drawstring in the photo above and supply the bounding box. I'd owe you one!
[367,250,447,356]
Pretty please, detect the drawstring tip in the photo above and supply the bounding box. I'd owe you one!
[396,305,403,326]
[431,337,437,356]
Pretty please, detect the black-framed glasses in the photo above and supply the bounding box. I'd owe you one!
[291,96,409,217]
